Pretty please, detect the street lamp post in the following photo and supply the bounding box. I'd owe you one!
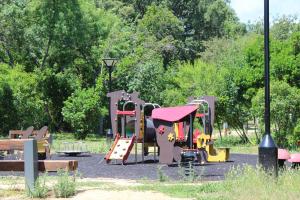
[258,0,278,175]
[102,58,118,137]
[103,58,118,93]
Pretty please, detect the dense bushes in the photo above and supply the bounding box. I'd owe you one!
[252,81,300,147]
[0,64,46,135]
[0,83,17,135]
[62,87,103,139]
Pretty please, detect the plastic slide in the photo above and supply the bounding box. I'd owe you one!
[105,134,136,164]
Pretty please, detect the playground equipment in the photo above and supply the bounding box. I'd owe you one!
[105,90,159,164]
[278,148,300,168]
[105,91,230,165]
[189,96,230,163]
[288,153,300,168]
[152,105,199,164]
[56,141,89,156]
[151,96,229,164]
[278,148,290,167]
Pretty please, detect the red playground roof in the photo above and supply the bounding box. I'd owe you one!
[152,105,198,122]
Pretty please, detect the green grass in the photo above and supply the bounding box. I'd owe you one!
[214,135,258,154]
[133,182,223,199]
[133,166,300,200]
[229,145,258,154]
[1,166,300,200]
[74,166,300,200]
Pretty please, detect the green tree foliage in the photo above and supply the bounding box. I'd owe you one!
[163,60,222,106]
[271,16,300,40]
[0,0,299,147]
[0,83,17,135]
[38,69,80,131]
[127,55,166,104]
[201,36,262,142]
[0,64,45,135]
[137,4,184,67]
[62,75,107,139]
[62,87,103,139]
[0,0,130,132]
[293,120,300,148]
[252,81,300,147]
[166,0,246,60]
[0,0,28,67]
[118,0,245,60]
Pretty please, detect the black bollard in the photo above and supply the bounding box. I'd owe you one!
[258,134,278,176]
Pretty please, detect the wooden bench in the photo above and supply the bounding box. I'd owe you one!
[0,139,78,172]
[1,138,50,159]
[0,160,78,172]
[9,126,49,140]
[0,139,31,150]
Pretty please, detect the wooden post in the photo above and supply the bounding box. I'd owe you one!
[24,139,38,192]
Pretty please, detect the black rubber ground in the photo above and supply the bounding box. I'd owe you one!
[0,153,257,181]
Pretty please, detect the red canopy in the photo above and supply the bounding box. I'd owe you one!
[152,105,198,122]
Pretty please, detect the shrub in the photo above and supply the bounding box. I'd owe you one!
[62,87,103,139]
[252,81,300,147]
[26,174,49,198]
[157,166,168,182]
[0,64,46,133]
[53,170,76,198]
[289,120,300,148]
[0,83,17,135]
[214,135,244,147]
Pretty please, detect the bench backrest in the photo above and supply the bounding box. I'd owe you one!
[34,126,48,140]
[21,126,34,139]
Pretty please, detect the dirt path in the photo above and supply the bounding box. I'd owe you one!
[1,188,191,200]
[0,178,192,200]
[56,189,191,200]
[1,191,190,200]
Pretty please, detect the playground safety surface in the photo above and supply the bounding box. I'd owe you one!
[0,153,257,181]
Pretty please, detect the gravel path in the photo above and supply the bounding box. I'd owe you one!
[0,153,257,181]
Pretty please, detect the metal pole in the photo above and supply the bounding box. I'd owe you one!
[189,114,193,148]
[258,0,278,176]
[264,0,270,136]
[108,67,112,93]
[24,139,38,193]
[108,67,112,134]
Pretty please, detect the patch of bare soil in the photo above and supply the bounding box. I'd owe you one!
[60,189,189,200]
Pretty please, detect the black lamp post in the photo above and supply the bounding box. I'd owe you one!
[258,0,278,175]
[102,58,118,136]
[102,58,118,93]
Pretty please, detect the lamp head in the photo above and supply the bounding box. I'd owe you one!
[102,58,118,68]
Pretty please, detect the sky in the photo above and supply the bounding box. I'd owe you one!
[230,0,300,23]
